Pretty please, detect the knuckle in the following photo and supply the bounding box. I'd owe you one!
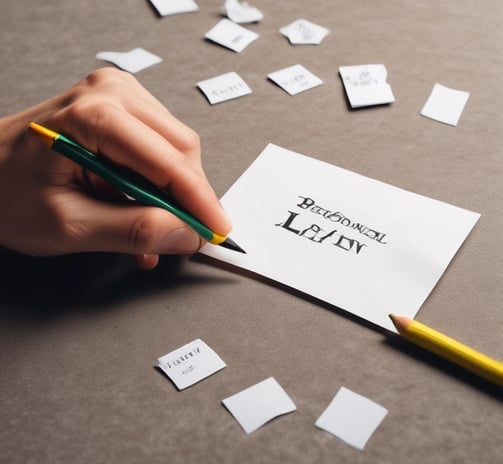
[127,210,164,254]
[183,128,201,151]
[85,67,132,87]
[175,126,200,155]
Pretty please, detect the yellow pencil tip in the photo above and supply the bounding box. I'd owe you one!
[29,122,58,146]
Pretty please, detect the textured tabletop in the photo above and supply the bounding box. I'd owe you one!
[1,1,502,463]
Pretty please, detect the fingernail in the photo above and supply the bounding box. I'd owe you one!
[159,228,201,254]
[220,202,232,228]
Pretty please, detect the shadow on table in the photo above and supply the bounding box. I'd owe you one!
[384,335,503,400]
[0,250,233,322]
[196,255,503,399]
[194,253,390,335]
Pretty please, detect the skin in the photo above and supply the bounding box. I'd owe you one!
[0,68,231,270]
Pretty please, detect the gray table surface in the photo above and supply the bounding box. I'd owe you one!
[1,1,502,463]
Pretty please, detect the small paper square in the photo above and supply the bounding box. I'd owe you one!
[339,64,395,108]
[315,387,388,450]
[222,377,297,434]
[223,0,263,24]
[197,71,252,104]
[268,64,323,96]
[149,0,198,16]
[96,48,162,73]
[205,18,259,53]
[158,339,226,390]
[420,83,470,126]
[280,19,330,45]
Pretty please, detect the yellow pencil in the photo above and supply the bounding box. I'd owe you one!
[389,314,503,387]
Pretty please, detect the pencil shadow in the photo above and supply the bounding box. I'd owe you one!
[0,250,235,323]
[193,254,389,336]
[383,335,503,400]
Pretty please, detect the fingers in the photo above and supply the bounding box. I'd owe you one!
[135,254,159,270]
[50,68,231,237]
[57,192,203,256]
[1,68,232,266]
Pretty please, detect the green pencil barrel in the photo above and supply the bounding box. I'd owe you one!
[53,136,214,242]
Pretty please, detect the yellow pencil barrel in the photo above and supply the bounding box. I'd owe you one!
[404,320,503,386]
[390,315,503,387]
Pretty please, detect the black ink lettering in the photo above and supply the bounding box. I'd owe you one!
[333,234,366,254]
[299,224,324,241]
[318,229,338,243]
[276,211,301,234]
[297,196,315,209]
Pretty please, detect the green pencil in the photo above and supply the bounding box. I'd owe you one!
[29,122,245,253]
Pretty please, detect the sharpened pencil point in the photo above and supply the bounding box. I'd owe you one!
[219,236,246,253]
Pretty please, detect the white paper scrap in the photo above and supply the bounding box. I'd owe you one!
[205,18,258,53]
[222,377,297,434]
[149,0,198,16]
[158,339,226,390]
[200,143,480,332]
[223,0,263,23]
[268,64,323,96]
[420,83,470,126]
[339,64,395,108]
[197,71,252,104]
[96,48,162,73]
[280,19,330,45]
[316,387,388,450]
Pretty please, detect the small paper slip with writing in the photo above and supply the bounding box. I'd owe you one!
[315,387,388,450]
[280,19,330,45]
[96,48,162,73]
[339,64,395,108]
[149,0,198,16]
[421,83,470,126]
[158,339,226,390]
[205,18,258,53]
[200,144,480,332]
[197,71,252,104]
[222,377,297,434]
[268,64,323,96]
[223,0,263,23]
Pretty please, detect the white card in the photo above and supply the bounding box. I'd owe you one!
[316,387,388,450]
[158,339,226,390]
[421,83,470,126]
[205,18,259,53]
[197,71,252,104]
[280,19,330,45]
[339,64,395,108]
[222,377,297,434]
[96,48,162,73]
[149,0,198,16]
[268,64,323,96]
[200,144,480,332]
[223,0,263,24]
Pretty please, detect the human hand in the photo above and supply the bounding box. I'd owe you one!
[0,68,231,269]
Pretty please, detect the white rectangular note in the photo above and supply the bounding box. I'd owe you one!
[205,18,258,53]
[316,387,388,450]
[280,19,330,45]
[149,0,198,16]
[421,83,470,126]
[158,339,226,390]
[339,64,395,108]
[96,48,162,73]
[223,0,263,24]
[222,377,297,433]
[200,144,480,332]
[268,64,323,96]
[197,71,252,104]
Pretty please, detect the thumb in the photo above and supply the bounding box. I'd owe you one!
[64,196,202,256]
